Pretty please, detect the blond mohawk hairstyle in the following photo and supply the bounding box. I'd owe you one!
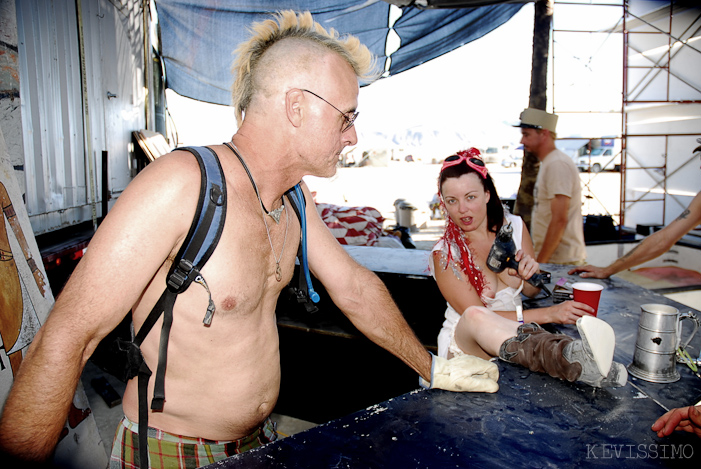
[231,10,378,126]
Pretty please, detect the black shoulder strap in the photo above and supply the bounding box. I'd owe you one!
[131,145,226,468]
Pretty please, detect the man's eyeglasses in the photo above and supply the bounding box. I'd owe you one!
[301,89,358,132]
[441,148,488,179]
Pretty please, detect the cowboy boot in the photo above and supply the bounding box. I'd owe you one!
[498,316,627,388]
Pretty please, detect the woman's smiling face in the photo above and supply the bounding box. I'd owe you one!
[441,172,490,233]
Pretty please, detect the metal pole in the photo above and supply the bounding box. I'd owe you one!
[76,0,98,232]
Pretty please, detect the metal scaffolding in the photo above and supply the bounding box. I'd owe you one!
[551,0,700,231]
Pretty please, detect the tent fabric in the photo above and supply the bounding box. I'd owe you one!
[390,3,524,75]
[155,1,525,106]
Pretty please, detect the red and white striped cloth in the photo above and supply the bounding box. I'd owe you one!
[317,203,385,246]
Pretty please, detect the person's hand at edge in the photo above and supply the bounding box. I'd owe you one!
[651,405,701,439]
[568,264,611,279]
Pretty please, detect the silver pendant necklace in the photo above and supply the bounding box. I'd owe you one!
[224,142,285,224]
[267,204,285,224]
[225,142,289,281]
[262,197,289,282]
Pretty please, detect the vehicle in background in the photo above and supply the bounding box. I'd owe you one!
[576,146,621,172]
[501,154,522,168]
[482,146,500,164]
[501,144,523,168]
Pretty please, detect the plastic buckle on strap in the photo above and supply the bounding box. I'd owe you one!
[210,184,223,206]
[294,288,308,304]
[151,397,165,412]
[167,258,194,291]
[294,288,319,313]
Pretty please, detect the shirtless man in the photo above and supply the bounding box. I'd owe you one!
[0,11,497,467]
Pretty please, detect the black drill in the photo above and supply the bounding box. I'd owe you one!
[486,223,551,296]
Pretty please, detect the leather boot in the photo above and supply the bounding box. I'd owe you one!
[499,323,581,382]
[498,316,627,388]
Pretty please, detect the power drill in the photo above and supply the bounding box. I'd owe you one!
[486,223,552,296]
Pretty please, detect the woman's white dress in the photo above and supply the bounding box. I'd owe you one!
[430,213,525,358]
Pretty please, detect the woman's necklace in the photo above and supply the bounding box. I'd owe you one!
[225,142,289,281]
[224,142,285,223]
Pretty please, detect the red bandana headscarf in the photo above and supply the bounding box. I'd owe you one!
[437,148,487,297]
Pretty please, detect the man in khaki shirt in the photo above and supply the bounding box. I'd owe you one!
[515,108,586,264]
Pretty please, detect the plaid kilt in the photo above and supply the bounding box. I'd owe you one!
[109,415,277,468]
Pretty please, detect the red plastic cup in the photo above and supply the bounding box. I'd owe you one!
[572,282,605,316]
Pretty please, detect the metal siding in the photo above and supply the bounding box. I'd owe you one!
[16,1,44,217]
[17,0,88,234]
[16,0,145,235]
[81,0,106,228]
[99,0,146,195]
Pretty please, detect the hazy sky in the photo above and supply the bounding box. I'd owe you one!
[355,5,534,147]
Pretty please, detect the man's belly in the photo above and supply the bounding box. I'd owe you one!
[120,328,281,441]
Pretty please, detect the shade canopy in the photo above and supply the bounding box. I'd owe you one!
[154,0,527,105]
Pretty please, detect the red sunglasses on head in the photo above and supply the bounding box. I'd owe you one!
[441,148,488,179]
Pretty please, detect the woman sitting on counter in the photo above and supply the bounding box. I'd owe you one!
[429,148,626,388]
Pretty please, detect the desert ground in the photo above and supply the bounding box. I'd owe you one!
[305,160,621,249]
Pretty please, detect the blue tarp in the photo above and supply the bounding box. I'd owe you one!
[155,1,525,106]
[390,3,524,75]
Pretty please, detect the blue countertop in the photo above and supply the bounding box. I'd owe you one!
[205,260,701,468]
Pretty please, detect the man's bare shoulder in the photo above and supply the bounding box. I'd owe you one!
[88,149,204,269]
[134,149,203,190]
[111,149,206,219]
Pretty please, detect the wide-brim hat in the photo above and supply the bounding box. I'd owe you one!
[513,108,558,133]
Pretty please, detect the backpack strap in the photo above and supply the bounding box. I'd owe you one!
[166,147,227,294]
[125,145,226,468]
[285,184,319,312]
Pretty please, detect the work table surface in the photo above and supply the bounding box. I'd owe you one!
[205,256,701,468]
